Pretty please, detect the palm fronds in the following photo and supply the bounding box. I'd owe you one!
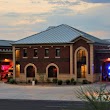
[75,84,110,110]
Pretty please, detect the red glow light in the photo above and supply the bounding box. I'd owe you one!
[107,58,110,61]
[53,68,57,73]
[1,65,10,71]
[104,58,110,62]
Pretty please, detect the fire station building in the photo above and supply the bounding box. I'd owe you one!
[12,24,110,83]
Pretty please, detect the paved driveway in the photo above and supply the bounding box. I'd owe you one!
[0,82,109,101]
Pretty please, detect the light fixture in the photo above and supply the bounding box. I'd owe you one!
[107,58,110,61]
[108,66,110,70]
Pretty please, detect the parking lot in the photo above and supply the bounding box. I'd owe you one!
[0,82,109,101]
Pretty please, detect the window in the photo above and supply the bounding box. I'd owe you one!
[77,49,87,78]
[56,48,60,57]
[34,49,38,57]
[45,48,49,57]
[15,49,20,61]
[23,48,27,57]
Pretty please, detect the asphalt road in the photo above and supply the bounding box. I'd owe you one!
[0,99,85,110]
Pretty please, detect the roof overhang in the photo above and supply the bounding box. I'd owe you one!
[12,42,73,47]
[70,36,94,44]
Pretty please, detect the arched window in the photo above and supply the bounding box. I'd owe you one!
[48,66,57,78]
[26,66,35,77]
[77,49,86,78]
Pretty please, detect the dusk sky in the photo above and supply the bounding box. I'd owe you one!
[0,0,110,40]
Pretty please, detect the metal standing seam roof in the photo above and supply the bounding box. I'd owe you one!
[13,24,109,45]
[103,39,110,43]
[0,40,14,46]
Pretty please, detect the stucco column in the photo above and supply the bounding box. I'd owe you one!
[89,44,94,82]
[13,46,16,79]
[70,44,73,78]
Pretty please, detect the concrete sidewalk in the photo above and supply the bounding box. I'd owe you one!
[0,82,109,101]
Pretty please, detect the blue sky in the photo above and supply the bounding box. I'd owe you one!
[0,0,110,40]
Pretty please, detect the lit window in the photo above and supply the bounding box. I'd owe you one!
[23,49,27,57]
[45,49,49,57]
[56,48,60,57]
[34,49,38,57]
[15,49,20,61]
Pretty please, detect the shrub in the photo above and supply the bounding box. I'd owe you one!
[7,77,13,82]
[66,79,70,85]
[46,78,51,83]
[82,79,88,84]
[58,80,62,85]
[38,73,44,83]
[28,80,31,83]
[71,78,74,84]
[76,84,110,110]
[9,78,16,84]
[20,81,23,83]
[52,78,58,84]
[35,79,38,84]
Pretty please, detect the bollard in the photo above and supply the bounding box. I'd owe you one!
[32,80,35,86]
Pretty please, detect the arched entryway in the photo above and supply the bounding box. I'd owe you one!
[48,66,57,78]
[77,49,86,78]
[24,63,37,78]
[26,66,35,77]
[75,47,88,80]
[46,63,59,78]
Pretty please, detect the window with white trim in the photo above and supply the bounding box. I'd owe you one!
[45,48,49,57]
[23,48,27,57]
[34,49,38,57]
[56,48,60,57]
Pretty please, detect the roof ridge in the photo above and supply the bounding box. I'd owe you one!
[61,24,83,35]
[13,24,109,45]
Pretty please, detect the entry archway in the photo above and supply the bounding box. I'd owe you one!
[46,63,59,78]
[75,47,88,79]
[24,63,37,78]
[48,66,57,78]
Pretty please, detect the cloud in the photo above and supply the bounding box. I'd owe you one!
[0,0,110,40]
[82,0,110,3]
[88,30,110,39]
[4,12,20,17]
[0,0,54,14]
[29,0,40,4]
[0,25,38,40]
[0,31,36,40]
[69,1,103,14]
[11,19,46,26]
[0,1,8,3]
[0,11,50,27]
[46,0,80,6]
[51,8,74,16]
